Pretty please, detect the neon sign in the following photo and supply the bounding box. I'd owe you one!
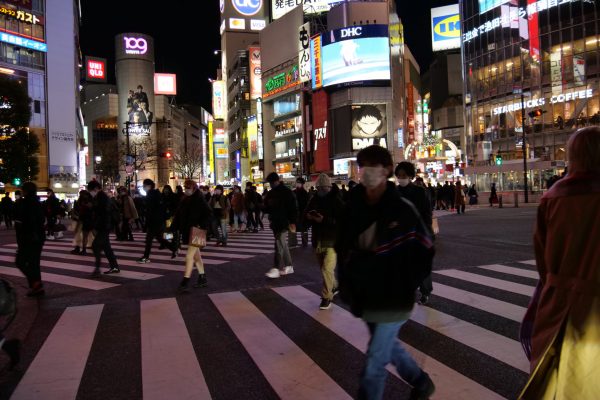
[124,37,147,55]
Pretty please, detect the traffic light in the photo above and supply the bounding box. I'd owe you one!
[160,151,172,159]
[495,155,503,166]
[12,177,21,186]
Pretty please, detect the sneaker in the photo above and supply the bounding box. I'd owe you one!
[177,277,190,293]
[46,235,55,241]
[193,274,208,288]
[55,231,64,239]
[409,372,435,400]
[319,298,331,310]
[332,287,340,297]
[280,266,294,275]
[2,339,20,369]
[104,267,120,274]
[265,268,281,279]
[418,294,430,305]
[137,257,151,264]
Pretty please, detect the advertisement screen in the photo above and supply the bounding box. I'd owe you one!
[248,47,261,99]
[247,116,258,160]
[154,73,177,95]
[431,5,460,52]
[479,0,511,13]
[221,0,267,33]
[126,84,153,135]
[319,25,390,88]
[351,104,387,151]
[212,80,226,120]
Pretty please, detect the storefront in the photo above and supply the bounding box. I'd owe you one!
[461,0,599,191]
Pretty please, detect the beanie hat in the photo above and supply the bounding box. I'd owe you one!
[315,173,331,188]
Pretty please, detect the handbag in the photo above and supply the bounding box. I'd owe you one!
[188,226,207,248]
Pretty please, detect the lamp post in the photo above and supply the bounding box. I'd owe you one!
[94,155,102,187]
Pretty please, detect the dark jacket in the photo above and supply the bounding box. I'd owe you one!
[264,183,298,233]
[91,191,113,232]
[145,188,166,228]
[209,194,230,220]
[397,183,433,230]
[1,196,14,216]
[304,191,344,248]
[14,195,45,246]
[336,182,434,319]
[44,195,61,218]
[171,190,212,243]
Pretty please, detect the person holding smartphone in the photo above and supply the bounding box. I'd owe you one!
[304,174,344,310]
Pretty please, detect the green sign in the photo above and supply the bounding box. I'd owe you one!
[264,66,299,93]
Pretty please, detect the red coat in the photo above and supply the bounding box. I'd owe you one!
[528,173,600,370]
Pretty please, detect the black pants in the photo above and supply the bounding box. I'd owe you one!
[3,214,12,228]
[120,217,133,240]
[143,226,171,258]
[92,230,118,270]
[254,210,264,229]
[246,209,257,229]
[46,216,57,236]
[15,242,43,288]
[419,274,433,296]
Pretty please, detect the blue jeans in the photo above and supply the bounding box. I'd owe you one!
[359,321,423,400]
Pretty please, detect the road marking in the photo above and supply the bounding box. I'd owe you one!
[140,298,212,400]
[11,304,104,400]
[434,269,535,296]
[274,286,506,400]
[410,304,530,372]
[210,291,351,400]
[477,264,539,279]
[431,283,527,322]
[0,252,161,280]
[0,266,118,290]
[519,260,536,266]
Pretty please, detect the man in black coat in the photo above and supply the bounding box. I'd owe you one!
[88,180,120,276]
[138,179,176,263]
[395,162,434,305]
[264,172,298,279]
[336,146,435,400]
[14,182,46,296]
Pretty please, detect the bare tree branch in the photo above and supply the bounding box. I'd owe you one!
[172,144,203,179]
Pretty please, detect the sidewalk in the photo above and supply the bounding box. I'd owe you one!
[434,201,540,218]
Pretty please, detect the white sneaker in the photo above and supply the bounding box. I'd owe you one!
[55,231,64,239]
[265,268,281,279]
[280,266,294,275]
[46,235,55,240]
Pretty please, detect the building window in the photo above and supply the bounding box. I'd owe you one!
[34,100,41,114]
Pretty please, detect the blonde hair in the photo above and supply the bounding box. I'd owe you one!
[567,127,600,174]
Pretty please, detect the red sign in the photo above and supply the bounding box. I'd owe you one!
[312,90,330,172]
[406,82,415,143]
[85,57,107,82]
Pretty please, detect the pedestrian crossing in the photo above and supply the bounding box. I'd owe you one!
[7,260,539,399]
[0,229,298,292]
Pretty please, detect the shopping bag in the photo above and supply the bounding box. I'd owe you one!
[188,226,207,248]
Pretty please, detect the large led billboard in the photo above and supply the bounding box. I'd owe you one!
[212,80,226,120]
[154,73,177,95]
[431,5,460,52]
[313,25,390,89]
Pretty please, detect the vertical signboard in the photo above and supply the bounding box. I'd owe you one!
[550,51,562,95]
[247,116,259,160]
[310,35,322,89]
[248,47,262,99]
[212,80,226,120]
[312,90,330,172]
[527,0,540,62]
[298,22,311,83]
[406,82,415,144]
[235,150,241,181]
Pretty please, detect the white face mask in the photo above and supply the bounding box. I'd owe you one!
[360,166,387,189]
[184,189,193,196]
[143,186,151,192]
[397,178,411,187]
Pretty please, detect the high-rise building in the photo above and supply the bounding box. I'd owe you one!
[0,0,83,195]
[460,0,599,193]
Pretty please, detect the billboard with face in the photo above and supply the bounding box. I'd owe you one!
[351,104,387,150]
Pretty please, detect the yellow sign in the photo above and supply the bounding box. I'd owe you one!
[0,6,40,25]
[208,120,214,181]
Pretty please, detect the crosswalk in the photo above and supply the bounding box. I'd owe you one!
[7,260,538,399]
[0,229,295,291]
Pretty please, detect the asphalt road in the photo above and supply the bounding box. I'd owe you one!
[0,206,538,400]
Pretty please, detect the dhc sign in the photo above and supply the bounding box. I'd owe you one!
[431,4,461,52]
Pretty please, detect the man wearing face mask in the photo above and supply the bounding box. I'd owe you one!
[395,162,434,305]
[304,173,344,310]
[264,172,298,278]
[87,180,120,276]
[137,179,177,263]
[336,146,435,400]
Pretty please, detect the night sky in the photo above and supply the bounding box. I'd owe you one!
[79,1,453,109]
